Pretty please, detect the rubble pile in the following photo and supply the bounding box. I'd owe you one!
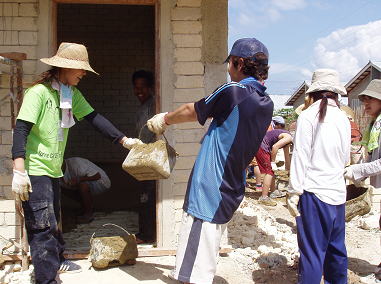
[0,264,34,284]
[227,198,298,275]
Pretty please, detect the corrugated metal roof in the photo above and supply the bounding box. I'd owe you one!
[285,81,309,106]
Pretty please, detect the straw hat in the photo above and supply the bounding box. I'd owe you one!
[40,42,98,75]
[306,69,346,96]
[358,79,381,101]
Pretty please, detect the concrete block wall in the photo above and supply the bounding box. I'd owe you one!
[57,4,155,163]
[0,0,39,202]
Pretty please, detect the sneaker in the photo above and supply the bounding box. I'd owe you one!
[270,189,286,199]
[59,260,82,274]
[258,196,277,206]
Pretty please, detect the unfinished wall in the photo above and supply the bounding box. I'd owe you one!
[158,0,228,248]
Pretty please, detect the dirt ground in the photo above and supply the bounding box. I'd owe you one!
[55,189,380,284]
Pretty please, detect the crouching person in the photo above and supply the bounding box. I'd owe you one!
[147,37,273,283]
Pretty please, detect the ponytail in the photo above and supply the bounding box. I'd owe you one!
[31,67,59,86]
[309,91,339,122]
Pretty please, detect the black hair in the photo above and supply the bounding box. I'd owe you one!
[232,53,269,81]
[309,91,340,122]
[32,67,59,86]
[132,70,154,87]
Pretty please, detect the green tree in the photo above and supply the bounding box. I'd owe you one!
[273,108,298,126]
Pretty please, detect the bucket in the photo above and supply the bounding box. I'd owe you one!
[345,184,373,222]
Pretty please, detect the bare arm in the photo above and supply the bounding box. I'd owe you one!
[271,133,293,161]
[165,103,198,125]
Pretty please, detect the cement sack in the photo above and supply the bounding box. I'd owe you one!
[122,138,177,181]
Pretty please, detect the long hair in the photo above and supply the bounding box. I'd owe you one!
[31,67,59,86]
[309,91,340,122]
[232,53,269,81]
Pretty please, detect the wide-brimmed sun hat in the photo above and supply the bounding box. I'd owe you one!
[306,68,346,96]
[358,79,381,101]
[40,42,98,75]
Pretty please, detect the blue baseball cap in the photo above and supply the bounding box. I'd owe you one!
[225,38,269,63]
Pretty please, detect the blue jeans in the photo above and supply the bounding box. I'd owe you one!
[22,176,65,284]
[297,191,347,284]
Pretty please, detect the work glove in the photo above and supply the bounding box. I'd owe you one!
[343,166,355,181]
[270,161,277,169]
[147,112,168,135]
[12,169,32,202]
[286,193,300,217]
[123,138,143,150]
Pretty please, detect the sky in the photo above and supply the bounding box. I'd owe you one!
[228,0,381,96]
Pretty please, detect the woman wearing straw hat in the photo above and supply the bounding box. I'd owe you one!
[11,42,141,283]
[287,69,351,283]
[344,79,381,280]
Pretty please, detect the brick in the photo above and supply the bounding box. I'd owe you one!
[175,142,200,156]
[174,62,204,75]
[173,169,191,183]
[172,21,202,34]
[19,3,38,17]
[173,34,202,48]
[0,74,11,88]
[4,212,21,226]
[174,128,205,143]
[175,75,204,88]
[0,145,12,158]
[22,60,36,74]
[174,156,196,169]
[0,101,12,116]
[0,200,15,212]
[0,17,12,31]
[1,130,12,145]
[177,0,201,7]
[0,117,12,131]
[0,46,37,59]
[0,175,12,186]
[19,31,37,45]
[174,88,204,103]
[12,17,37,31]
[0,225,18,239]
[0,213,4,226]
[3,3,17,16]
[3,31,18,45]
[174,121,201,130]
[174,48,202,62]
[172,7,201,21]
[2,186,13,200]
[0,31,3,45]
[0,3,2,17]
[173,182,187,196]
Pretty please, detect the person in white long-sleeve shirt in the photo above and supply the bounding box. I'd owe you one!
[287,69,351,284]
[344,79,381,280]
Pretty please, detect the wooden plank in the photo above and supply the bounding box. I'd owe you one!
[0,53,27,61]
[54,0,155,5]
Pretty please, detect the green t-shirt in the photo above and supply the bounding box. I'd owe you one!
[17,83,94,178]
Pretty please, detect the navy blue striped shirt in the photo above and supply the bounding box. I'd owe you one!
[183,77,274,224]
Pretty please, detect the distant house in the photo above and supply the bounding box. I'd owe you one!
[346,61,381,130]
[285,81,309,109]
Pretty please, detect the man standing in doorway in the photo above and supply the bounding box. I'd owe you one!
[132,70,156,244]
[147,38,273,283]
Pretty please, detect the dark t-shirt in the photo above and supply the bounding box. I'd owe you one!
[261,129,291,153]
[183,77,274,224]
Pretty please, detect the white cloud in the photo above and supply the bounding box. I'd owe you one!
[229,0,307,32]
[312,20,381,81]
[270,63,311,78]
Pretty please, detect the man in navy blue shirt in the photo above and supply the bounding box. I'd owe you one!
[147,38,274,284]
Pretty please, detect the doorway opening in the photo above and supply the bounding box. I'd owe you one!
[56,3,156,252]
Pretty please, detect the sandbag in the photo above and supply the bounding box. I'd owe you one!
[122,137,177,181]
[89,224,138,269]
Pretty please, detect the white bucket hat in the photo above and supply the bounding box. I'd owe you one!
[306,68,346,96]
[40,42,98,75]
[358,79,381,101]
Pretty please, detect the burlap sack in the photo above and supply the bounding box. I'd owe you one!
[345,184,373,222]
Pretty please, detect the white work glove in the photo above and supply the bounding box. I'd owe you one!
[123,138,143,150]
[147,112,168,135]
[12,169,32,202]
[286,193,300,217]
[343,166,354,181]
